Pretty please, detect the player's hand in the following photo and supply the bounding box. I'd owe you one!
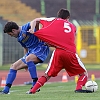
[27,29,34,34]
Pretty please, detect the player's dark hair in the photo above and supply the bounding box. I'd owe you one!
[3,21,19,33]
[57,8,70,19]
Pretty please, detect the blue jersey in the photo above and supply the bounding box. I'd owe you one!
[17,22,49,63]
[17,22,42,49]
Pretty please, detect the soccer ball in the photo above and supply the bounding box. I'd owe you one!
[85,81,98,92]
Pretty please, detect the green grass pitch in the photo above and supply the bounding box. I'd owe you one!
[0,80,100,100]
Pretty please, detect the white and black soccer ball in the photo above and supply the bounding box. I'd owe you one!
[85,81,98,92]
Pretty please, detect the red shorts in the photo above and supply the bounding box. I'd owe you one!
[45,49,87,77]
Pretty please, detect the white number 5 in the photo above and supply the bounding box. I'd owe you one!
[64,22,71,33]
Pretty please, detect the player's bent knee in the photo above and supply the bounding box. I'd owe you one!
[10,64,15,69]
[10,64,19,70]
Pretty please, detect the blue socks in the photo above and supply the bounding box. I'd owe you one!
[27,61,38,87]
[3,69,17,93]
[3,61,37,93]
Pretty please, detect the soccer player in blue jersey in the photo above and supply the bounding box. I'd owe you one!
[0,21,49,94]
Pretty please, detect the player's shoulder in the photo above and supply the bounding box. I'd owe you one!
[21,22,30,30]
[24,22,30,27]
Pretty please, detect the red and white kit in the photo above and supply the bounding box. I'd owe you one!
[34,18,87,77]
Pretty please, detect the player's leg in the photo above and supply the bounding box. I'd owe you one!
[29,50,56,94]
[61,51,93,93]
[73,55,92,93]
[0,59,27,94]
[30,49,62,94]
[26,45,49,90]
[75,73,92,93]
[75,73,87,90]
[30,74,50,94]
[68,53,92,93]
[26,54,40,87]
[26,53,46,93]
[75,72,92,93]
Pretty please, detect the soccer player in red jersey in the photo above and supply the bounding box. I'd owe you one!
[28,8,92,93]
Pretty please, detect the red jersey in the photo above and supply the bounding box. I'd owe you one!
[34,18,76,53]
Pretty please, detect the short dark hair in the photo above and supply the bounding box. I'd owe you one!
[57,8,70,19]
[3,21,19,33]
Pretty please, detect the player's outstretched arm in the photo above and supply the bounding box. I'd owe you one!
[28,17,55,34]
[28,18,41,34]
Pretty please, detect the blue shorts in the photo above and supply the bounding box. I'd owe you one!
[21,44,49,64]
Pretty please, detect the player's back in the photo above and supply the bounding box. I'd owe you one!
[35,18,76,53]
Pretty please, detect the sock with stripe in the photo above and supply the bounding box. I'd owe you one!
[76,74,87,90]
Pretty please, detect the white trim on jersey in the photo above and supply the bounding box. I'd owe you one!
[40,17,55,21]
[45,50,55,74]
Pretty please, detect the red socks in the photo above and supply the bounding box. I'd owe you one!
[31,75,87,93]
[76,75,87,90]
[30,76,47,93]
